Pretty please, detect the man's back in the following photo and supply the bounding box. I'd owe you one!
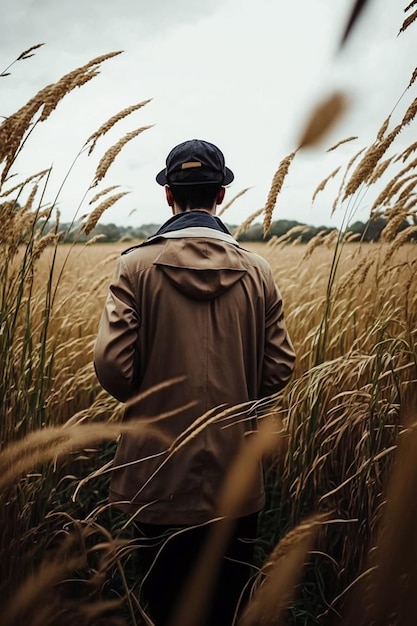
[94,214,295,524]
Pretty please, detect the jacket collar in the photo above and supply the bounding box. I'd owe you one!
[142,211,239,247]
[155,210,232,236]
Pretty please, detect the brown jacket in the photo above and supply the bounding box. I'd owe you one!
[94,214,296,524]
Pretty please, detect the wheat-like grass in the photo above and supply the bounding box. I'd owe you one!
[409,66,417,88]
[263,152,296,236]
[32,233,61,262]
[373,173,417,213]
[376,116,391,141]
[405,0,417,12]
[233,207,263,239]
[88,185,121,205]
[296,92,348,150]
[397,139,417,163]
[343,126,401,199]
[217,187,251,217]
[368,156,394,184]
[301,230,329,261]
[340,418,417,626]
[327,136,358,152]
[0,169,50,197]
[401,96,417,127]
[336,255,374,296]
[383,225,417,262]
[16,43,45,61]
[92,125,153,186]
[1,522,128,626]
[396,178,417,204]
[85,98,152,155]
[399,8,417,33]
[0,51,122,183]
[0,420,168,491]
[312,166,341,203]
[240,513,329,626]
[331,147,367,213]
[82,191,130,235]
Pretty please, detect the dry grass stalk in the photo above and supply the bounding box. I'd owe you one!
[239,513,328,626]
[233,207,263,238]
[343,126,401,199]
[16,43,45,61]
[382,207,410,240]
[341,420,417,626]
[336,256,374,295]
[377,115,391,141]
[263,513,329,572]
[1,552,85,626]
[22,183,39,213]
[371,171,409,212]
[382,174,416,208]
[88,185,120,205]
[0,51,122,183]
[263,152,296,236]
[217,187,251,217]
[326,136,357,152]
[405,0,417,12]
[82,191,130,235]
[312,166,341,203]
[269,224,309,248]
[0,169,50,197]
[92,125,153,186]
[399,8,417,33]
[409,66,417,88]
[301,230,328,261]
[384,226,417,262]
[332,147,367,213]
[1,523,128,626]
[401,95,417,127]
[168,418,283,626]
[85,98,152,155]
[396,178,417,204]
[33,233,61,262]
[296,92,348,150]
[397,139,417,163]
[0,420,168,491]
[368,156,394,184]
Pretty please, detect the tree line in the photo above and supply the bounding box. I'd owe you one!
[57,217,414,244]
[0,200,414,244]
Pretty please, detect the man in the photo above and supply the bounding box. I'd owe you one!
[94,139,296,625]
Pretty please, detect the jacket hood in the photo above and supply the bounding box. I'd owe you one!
[153,237,247,300]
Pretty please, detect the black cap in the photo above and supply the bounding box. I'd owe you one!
[156,139,234,186]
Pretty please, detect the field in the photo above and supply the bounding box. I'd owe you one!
[1,237,416,625]
[1,13,417,625]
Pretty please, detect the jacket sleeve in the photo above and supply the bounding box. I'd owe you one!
[94,256,140,402]
[259,269,296,398]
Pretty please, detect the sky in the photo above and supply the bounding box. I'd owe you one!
[1,0,416,229]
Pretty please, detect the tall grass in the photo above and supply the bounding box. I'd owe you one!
[1,6,417,623]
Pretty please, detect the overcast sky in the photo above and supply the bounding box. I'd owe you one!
[1,0,416,228]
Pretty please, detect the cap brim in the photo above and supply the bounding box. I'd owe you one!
[223,167,234,185]
[156,166,234,187]
[156,168,168,186]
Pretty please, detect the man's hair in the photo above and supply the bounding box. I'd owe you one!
[169,183,221,212]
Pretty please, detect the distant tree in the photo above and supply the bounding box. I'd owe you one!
[347,217,412,242]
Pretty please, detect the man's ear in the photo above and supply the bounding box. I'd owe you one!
[216,187,226,205]
[165,186,174,207]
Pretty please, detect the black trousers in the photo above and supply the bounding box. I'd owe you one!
[134,513,258,626]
